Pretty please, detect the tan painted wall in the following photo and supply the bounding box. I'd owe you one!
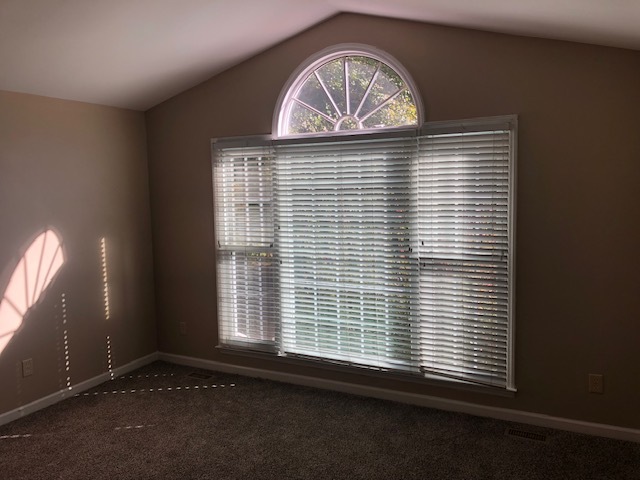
[146,13,640,429]
[0,91,157,415]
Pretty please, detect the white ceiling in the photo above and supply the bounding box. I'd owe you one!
[1,0,639,111]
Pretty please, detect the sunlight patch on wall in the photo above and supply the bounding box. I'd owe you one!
[0,230,64,355]
[100,238,110,321]
[106,335,114,380]
[61,293,71,389]
[73,383,237,397]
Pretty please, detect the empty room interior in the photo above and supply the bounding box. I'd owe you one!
[1,0,640,477]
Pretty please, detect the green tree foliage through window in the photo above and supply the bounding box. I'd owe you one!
[283,55,418,136]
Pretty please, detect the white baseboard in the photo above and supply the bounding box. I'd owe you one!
[3,350,638,444]
[0,352,159,428]
[159,352,640,443]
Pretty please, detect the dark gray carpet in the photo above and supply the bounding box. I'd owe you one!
[1,361,638,479]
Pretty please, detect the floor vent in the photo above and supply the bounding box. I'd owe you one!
[505,428,548,442]
[187,372,213,380]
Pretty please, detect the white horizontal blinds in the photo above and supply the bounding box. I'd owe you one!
[213,143,278,350]
[214,144,275,249]
[276,136,421,371]
[417,128,512,387]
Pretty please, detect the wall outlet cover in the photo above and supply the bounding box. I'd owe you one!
[22,358,34,377]
[588,373,604,394]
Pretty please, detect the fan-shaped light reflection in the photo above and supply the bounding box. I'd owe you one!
[0,230,64,354]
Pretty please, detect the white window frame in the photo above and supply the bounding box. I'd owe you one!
[214,45,516,392]
[213,116,516,391]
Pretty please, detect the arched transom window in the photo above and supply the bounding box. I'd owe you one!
[276,46,421,137]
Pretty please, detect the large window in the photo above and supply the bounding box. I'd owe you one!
[214,47,516,391]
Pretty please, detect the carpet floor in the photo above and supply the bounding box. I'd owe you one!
[1,361,638,479]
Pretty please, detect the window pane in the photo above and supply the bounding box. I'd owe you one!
[214,143,278,351]
[418,129,512,388]
[346,56,377,115]
[218,251,278,343]
[317,58,346,117]
[296,73,337,120]
[215,153,274,248]
[288,102,335,135]
[277,138,421,370]
[362,90,418,129]
[358,66,402,118]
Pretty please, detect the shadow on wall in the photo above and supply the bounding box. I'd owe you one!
[0,229,65,355]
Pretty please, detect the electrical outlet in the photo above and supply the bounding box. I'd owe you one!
[588,374,603,394]
[22,358,34,377]
[179,322,187,335]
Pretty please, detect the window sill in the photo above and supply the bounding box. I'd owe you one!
[215,345,516,399]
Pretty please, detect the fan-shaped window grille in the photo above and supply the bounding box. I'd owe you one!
[276,46,421,137]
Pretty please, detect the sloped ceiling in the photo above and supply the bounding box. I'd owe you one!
[1,0,639,111]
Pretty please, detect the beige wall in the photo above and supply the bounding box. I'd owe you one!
[0,91,157,415]
[146,13,640,429]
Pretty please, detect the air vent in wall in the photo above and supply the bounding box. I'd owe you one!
[505,428,548,442]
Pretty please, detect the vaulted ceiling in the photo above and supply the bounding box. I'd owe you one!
[1,0,639,111]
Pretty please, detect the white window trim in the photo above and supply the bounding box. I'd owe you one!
[212,114,517,392]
